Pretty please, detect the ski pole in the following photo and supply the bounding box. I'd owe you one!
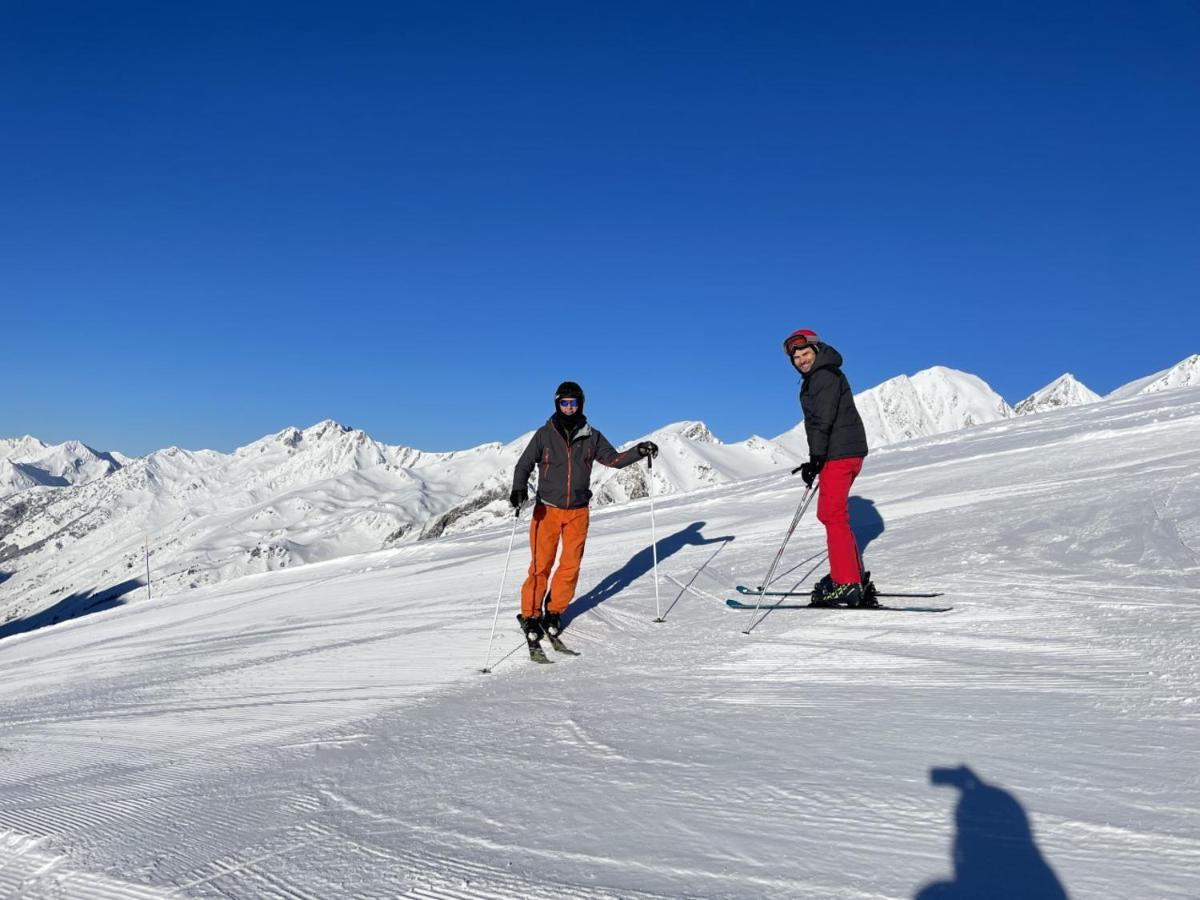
[648,454,663,623]
[481,505,522,674]
[742,477,819,634]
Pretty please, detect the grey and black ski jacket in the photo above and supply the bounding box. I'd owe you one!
[800,344,869,460]
[512,418,642,509]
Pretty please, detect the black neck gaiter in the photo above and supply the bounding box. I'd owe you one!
[554,411,587,438]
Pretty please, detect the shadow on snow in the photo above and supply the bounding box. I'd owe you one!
[0,578,143,641]
[563,522,733,627]
[849,495,885,555]
[916,765,1068,899]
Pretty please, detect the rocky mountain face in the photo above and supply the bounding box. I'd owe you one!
[1014,373,1101,416]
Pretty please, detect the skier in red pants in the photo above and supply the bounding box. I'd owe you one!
[783,329,876,608]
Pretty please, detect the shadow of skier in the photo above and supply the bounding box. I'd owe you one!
[916,765,1068,899]
[562,521,732,627]
[0,578,142,641]
[849,495,885,554]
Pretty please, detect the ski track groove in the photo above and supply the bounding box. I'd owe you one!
[0,829,175,899]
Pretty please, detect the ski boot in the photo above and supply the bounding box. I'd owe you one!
[822,581,866,608]
[539,610,579,655]
[859,570,881,608]
[809,574,837,607]
[516,614,551,664]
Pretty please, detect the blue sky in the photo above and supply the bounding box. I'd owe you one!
[3,1,1198,455]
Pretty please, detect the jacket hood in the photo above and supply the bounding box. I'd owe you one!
[800,343,844,378]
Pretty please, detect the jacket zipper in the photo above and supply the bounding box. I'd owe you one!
[563,428,573,507]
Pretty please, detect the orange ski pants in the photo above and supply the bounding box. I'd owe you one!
[520,504,590,618]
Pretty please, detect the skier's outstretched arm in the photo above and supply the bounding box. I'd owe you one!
[595,431,656,469]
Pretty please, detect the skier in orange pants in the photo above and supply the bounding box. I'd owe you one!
[510,381,657,655]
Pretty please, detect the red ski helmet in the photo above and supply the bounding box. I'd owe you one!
[783,329,821,356]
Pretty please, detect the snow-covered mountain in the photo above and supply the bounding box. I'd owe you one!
[0,437,123,497]
[592,420,799,506]
[1108,353,1200,400]
[777,365,1014,452]
[1014,373,1101,416]
[5,358,1195,630]
[0,418,803,628]
[867,366,1015,443]
[0,421,520,624]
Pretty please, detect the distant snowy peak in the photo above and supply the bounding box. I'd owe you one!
[909,366,1014,424]
[231,419,428,487]
[0,437,123,497]
[852,366,1014,447]
[647,421,720,444]
[242,420,364,456]
[0,436,50,458]
[1133,355,1200,397]
[1108,355,1200,400]
[35,441,123,479]
[1015,373,1101,416]
[590,419,789,506]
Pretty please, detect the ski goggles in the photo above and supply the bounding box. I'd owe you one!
[782,336,820,355]
[557,398,579,409]
[783,330,821,355]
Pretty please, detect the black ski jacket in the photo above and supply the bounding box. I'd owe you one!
[799,344,869,460]
[512,418,642,509]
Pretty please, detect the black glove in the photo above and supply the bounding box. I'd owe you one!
[791,455,826,487]
[636,441,659,459]
[509,487,528,508]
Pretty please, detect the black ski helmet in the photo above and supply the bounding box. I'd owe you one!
[554,381,585,414]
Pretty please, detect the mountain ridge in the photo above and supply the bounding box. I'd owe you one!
[4,357,1196,628]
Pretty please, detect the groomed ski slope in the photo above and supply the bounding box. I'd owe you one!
[1,389,1198,899]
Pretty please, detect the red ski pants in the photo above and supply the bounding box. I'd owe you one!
[816,456,864,584]
[520,504,590,618]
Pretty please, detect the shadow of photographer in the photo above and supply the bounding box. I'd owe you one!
[917,765,1068,899]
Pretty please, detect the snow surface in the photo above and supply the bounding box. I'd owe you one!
[1,387,1198,898]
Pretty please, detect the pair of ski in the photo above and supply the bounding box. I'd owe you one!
[727,584,952,614]
[528,633,579,664]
